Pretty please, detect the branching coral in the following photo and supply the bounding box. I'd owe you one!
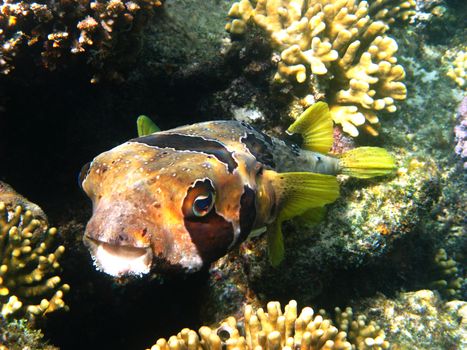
[0,0,163,81]
[333,307,389,350]
[148,300,390,350]
[0,201,69,321]
[226,0,412,136]
[430,249,464,300]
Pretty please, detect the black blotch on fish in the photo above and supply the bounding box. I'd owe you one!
[183,181,234,263]
[241,133,275,168]
[131,133,238,173]
[238,185,256,243]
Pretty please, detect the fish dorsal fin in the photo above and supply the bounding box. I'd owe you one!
[339,147,397,178]
[264,170,339,266]
[286,102,334,153]
[137,115,160,136]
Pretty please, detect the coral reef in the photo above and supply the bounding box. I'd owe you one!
[430,248,465,300]
[0,318,58,350]
[0,183,69,322]
[0,182,47,225]
[454,96,467,169]
[446,48,466,89]
[356,290,467,349]
[226,0,412,136]
[240,151,441,303]
[333,307,389,349]
[0,0,163,81]
[148,300,391,350]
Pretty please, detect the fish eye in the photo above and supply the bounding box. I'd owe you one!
[216,325,234,342]
[183,179,217,219]
[193,191,215,217]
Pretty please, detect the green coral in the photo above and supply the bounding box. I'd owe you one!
[226,0,413,136]
[0,201,69,321]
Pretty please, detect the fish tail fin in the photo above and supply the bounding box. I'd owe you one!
[287,102,334,153]
[264,170,339,266]
[339,147,397,179]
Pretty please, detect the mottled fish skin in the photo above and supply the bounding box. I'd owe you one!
[80,120,338,276]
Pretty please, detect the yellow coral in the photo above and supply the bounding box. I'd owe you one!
[0,201,69,321]
[446,49,466,89]
[148,300,391,350]
[226,0,411,136]
[334,307,389,350]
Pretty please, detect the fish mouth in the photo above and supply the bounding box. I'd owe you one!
[84,236,153,277]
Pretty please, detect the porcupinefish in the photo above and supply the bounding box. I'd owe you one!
[80,102,395,277]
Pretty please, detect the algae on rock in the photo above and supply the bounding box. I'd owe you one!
[354,290,466,349]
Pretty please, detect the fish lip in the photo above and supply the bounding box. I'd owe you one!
[84,236,153,277]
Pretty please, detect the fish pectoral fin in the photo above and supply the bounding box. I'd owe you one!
[298,206,326,225]
[248,226,267,239]
[263,170,340,266]
[137,115,161,136]
[267,219,285,267]
[339,147,397,178]
[286,101,334,154]
[269,171,340,221]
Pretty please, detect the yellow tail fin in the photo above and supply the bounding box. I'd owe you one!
[339,147,397,179]
[264,170,340,266]
[287,102,334,153]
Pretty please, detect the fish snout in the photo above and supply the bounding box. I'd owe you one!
[83,235,153,277]
[84,203,155,277]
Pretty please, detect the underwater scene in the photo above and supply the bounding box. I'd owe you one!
[0,0,465,349]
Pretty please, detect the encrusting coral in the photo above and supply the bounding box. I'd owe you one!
[0,0,163,81]
[226,0,412,137]
[0,184,69,322]
[446,48,466,89]
[148,300,390,350]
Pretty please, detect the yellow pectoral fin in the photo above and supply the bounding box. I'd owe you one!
[264,170,340,266]
[298,206,326,225]
[269,171,340,221]
[339,147,397,178]
[267,219,285,267]
[287,102,334,154]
